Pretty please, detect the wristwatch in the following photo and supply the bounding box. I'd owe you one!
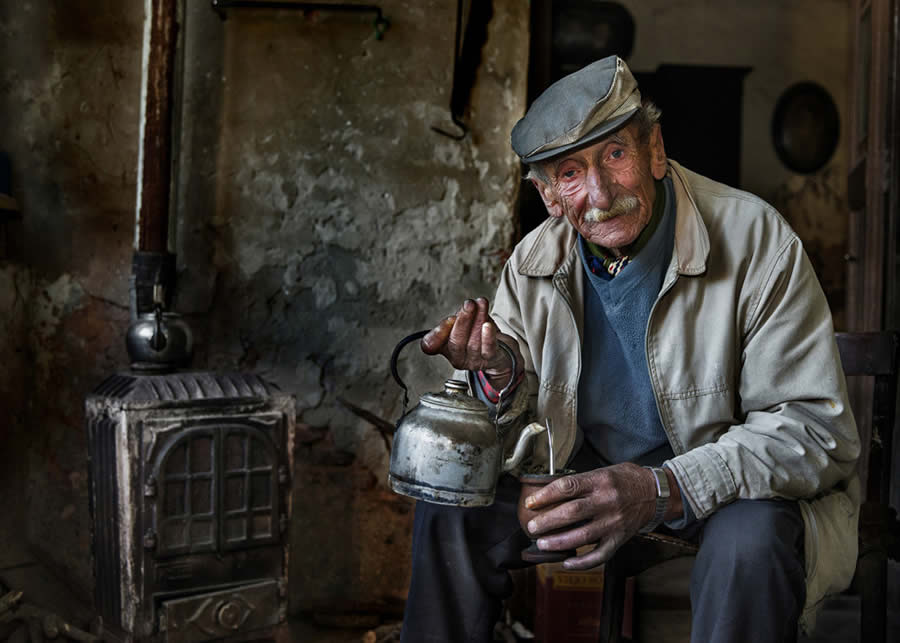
[639,466,670,534]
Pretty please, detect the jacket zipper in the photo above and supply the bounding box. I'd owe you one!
[552,267,582,470]
[645,263,684,457]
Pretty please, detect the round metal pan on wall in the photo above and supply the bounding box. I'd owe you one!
[771,81,840,174]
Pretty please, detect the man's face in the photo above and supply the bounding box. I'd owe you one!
[533,122,667,254]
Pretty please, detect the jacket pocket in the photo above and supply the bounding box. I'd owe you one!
[662,380,734,450]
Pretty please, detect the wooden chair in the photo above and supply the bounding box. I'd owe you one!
[835,331,900,642]
[597,331,900,642]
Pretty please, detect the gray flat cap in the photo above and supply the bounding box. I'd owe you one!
[511,56,642,164]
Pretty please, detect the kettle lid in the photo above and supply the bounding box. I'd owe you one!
[420,379,490,413]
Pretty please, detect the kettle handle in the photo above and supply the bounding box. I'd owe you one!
[390,329,518,413]
[149,305,167,351]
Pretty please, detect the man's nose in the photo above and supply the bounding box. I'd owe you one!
[585,167,613,210]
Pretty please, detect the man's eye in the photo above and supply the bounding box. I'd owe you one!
[610,149,625,160]
[563,170,578,178]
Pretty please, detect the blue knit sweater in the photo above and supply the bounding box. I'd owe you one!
[576,176,677,466]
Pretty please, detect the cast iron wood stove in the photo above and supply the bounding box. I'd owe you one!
[86,2,298,639]
[86,372,295,642]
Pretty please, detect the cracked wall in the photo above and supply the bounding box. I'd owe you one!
[175,0,529,614]
[0,0,529,615]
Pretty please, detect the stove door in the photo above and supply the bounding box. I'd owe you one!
[159,579,281,642]
[141,414,289,597]
[148,421,282,558]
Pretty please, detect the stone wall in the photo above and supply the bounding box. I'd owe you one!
[175,0,529,614]
[0,0,529,614]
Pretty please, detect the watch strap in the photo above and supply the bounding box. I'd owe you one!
[639,466,670,534]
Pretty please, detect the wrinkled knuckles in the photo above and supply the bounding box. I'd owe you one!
[565,497,592,520]
[556,502,582,525]
[556,475,582,497]
[420,333,446,355]
[570,523,601,546]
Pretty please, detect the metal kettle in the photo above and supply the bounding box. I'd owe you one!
[125,305,193,371]
[388,330,546,507]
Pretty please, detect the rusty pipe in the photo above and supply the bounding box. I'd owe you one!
[132,0,179,319]
[136,0,178,254]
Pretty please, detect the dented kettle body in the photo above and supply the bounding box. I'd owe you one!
[389,379,506,506]
[387,331,547,507]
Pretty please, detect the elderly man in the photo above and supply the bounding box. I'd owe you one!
[399,56,860,643]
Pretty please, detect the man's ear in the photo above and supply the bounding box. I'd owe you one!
[649,124,667,180]
[530,178,564,218]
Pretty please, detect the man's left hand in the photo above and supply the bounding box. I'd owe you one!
[523,463,680,570]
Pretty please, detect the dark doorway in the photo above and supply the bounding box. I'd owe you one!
[634,65,751,189]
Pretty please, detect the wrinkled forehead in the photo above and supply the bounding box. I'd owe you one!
[539,122,644,172]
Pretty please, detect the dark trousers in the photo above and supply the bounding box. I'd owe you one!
[399,475,806,643]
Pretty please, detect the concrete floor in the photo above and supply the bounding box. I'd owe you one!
[0,515,890,643]
[286,621,372,642]
[0,556,880,643]
[0,554,383,643]
[0,518,373,642]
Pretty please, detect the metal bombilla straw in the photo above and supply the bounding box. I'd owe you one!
[546,418,555,475]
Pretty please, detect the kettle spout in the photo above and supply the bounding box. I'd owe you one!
[502,422,547,473]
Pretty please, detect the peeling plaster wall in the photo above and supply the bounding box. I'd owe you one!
[0,1,139,589]
[2,0,528,611]
[0,0,528,611]
[175,0,530,614]
[621,0,850,325]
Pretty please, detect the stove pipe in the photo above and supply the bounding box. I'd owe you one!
[128,0,191,371]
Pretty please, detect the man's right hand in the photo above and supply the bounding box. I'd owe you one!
[421,298,523,392]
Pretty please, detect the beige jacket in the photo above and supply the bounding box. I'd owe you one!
[488,160,860,630]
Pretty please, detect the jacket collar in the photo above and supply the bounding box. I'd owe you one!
[667,160,710,276]
[516,160,710,277]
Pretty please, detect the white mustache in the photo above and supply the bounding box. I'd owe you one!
[584,195,639,222]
